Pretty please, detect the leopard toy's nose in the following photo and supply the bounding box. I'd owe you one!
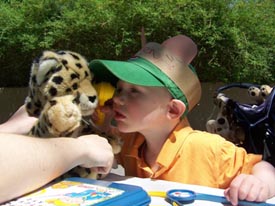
[88,95,97,103]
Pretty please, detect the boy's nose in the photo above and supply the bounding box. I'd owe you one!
[113,93,125,105]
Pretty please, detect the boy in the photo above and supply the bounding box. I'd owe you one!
[89,34,275,205]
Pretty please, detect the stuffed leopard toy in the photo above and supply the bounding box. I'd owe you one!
[25,50,122,179]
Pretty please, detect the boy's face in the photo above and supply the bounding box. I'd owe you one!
[112,80,172,134]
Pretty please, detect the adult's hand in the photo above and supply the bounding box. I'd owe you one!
[77,134,114,174]
[0,105,37,134]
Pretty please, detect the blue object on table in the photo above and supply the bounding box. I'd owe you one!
[166,189,275,206]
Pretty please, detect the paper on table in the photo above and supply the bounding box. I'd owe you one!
[105,173,275,206]
[105,174,224,206]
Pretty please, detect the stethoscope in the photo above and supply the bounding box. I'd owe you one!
[148,189,275,206]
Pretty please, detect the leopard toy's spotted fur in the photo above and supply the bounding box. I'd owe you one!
[25,50,98,120]
[25,50,122,179]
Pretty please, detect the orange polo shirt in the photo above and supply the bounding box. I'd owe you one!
[116,119,262,189]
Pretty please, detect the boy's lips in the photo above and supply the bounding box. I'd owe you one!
[114,110,126,121]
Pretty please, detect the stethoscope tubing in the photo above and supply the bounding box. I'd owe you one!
[165,189,275,206]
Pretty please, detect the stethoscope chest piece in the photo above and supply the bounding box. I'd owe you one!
[166,189,196,205]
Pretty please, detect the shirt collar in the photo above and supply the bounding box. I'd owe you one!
[124,118,193,176]
[157,118,193,168]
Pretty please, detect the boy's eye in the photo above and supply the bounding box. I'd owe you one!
[114,86,142,96]
[130,88,139,93]
[115,87,122,93]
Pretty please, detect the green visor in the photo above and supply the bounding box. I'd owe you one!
[89,57,189,112]
[89,42,201,115]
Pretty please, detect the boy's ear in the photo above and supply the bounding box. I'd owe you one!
[167,99,186,119]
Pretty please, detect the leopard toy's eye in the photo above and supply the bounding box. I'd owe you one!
[73,92,81,104]
[49,100,57,106]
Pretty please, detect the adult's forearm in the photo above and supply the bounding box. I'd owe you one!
[0,134,82,203]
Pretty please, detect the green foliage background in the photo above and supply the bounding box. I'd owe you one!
[0,0,274,86]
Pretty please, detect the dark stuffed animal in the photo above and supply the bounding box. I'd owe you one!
[206,93,245,145]
[206,84,273,145]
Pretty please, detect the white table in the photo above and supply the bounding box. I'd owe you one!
[105,173,275,206]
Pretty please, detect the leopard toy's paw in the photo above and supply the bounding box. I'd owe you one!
[106,134,123,154]
[54,166,98,182]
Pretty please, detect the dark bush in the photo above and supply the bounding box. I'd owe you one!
[0,0,274,86]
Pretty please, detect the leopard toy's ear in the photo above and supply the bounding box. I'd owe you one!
[25,52,60,117]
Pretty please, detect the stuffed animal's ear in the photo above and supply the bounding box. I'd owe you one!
[36,59,58,85]
[214,93,228,107]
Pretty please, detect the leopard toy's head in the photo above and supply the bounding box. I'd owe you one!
[25,50,98,118]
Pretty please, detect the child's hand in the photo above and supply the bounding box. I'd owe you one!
[224,174,270,205]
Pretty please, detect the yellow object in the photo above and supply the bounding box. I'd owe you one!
[148,191,181,206]
[172,202,180,206]
[93,82,115,125]
[147,191,166,198]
